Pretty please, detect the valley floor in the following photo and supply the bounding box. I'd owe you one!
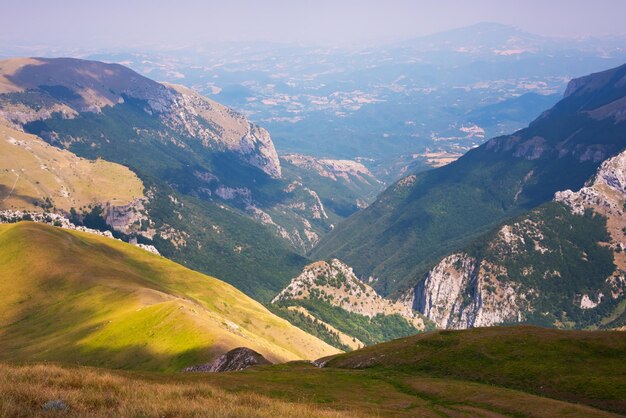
[0,361,621,418]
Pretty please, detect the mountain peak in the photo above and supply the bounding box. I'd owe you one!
[0,57,282,178]
[564,62,626,99]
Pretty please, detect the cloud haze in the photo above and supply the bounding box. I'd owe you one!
[3,0,626,48]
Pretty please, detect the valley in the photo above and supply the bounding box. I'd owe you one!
[1,8,626,416]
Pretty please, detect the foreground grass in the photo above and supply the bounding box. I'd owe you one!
[324,326,626,414]
[0,363,351,418]
[1,362,619,418]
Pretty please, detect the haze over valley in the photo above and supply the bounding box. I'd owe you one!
[1,1,625,417]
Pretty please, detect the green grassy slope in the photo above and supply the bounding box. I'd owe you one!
[3,326,623,417]
[0,124,144,211]
[0,222,338,372]
[323,326,626,414]
[2,361,618,418]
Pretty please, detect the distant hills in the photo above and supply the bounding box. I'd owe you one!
[59,22,626,183]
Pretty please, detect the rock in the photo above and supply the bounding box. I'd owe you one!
[182,347,271,373]
[0,210,160,255]
[42,399,69,412]
[281,153,379,185]
[410,253,525,329]
[555,150,626,216]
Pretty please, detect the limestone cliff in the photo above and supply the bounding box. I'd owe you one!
[281,154,379,186]
[412,253,527,329]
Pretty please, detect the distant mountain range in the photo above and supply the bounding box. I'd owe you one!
[1,54,625,348]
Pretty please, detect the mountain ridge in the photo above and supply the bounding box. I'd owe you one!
[0,221,338,371]
[312,61,626,298]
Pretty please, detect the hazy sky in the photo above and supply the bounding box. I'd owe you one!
[3,0,626,48]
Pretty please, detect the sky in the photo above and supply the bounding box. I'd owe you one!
[3,0,626,48]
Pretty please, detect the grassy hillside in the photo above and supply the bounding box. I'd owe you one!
[0,363,349,418]
[324,326,626,414]
[0,124,143,211]
[1,327,623,416]
[0,222,338,371]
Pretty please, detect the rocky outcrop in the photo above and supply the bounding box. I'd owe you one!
[411,253,526,329]
[273,259,426,330]
[0,210,160,255]
[104,198,152,237]
[182,347,271,373]
[281,154,379,185]
[164,84,281,178]
[555,150,626,217]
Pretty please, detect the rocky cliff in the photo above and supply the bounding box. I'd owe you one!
[412,252,528,329]
[281,154,379,187]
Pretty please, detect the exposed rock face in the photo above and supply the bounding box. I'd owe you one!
[0,57,281,179]
[412,253,526,329]
[165,84,281,178]
[555,150,626,217]
[182,347,271,373]
[281,154,379,185]
[273,259,426,330]
[104,198,152,236]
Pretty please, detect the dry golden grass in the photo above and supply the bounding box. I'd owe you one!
[0,363,354,418]
[0,124,144,211]
[0,58,43,93]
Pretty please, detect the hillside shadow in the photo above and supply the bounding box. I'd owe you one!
[0,183,38,207]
